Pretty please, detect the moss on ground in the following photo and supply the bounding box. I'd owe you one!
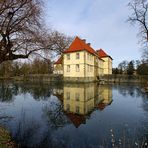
[0,127,16,148]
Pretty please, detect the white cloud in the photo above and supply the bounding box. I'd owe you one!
[44,0,141,67]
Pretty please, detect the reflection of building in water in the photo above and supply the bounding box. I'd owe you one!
[63,83,99,115]
[53,83,112,127]
[63,83,99,127]
[97,85,112,111]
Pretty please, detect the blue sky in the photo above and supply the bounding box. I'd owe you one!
[44,0,141,67]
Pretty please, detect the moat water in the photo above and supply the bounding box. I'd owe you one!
[0,81,147,148]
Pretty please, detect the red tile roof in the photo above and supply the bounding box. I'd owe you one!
[63,36,97,56]
[97,103,106,111]
[54,37,112,63]
[65,112,86,128]
[54,56,62,64]
[97,49,113,60]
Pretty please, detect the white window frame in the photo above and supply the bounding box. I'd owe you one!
[76,64,80,72]
[76,52,80,59]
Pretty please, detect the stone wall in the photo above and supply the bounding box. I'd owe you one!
[101,74,148,84]
[64,77,96,83]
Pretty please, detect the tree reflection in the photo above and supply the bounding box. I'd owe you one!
[12,108,41,147]
[114,84,145,98]
[12,103,70,147]
[19,82,52,100]
[0,81,63,102]
[43,100,70,129]
[0,82,19,102]
[18,82,63,101]
[0,81,147,147]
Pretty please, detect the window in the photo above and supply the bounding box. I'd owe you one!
[67,54,70,60]
[76,53,80,59]
[87,53,92,60]
[75,93,80,101]
[76,106,80,114]
[66,92,70,100]
[76,64,79,72]
[87,53,89,60]
[66,104,70,112]
[67,65,70,72]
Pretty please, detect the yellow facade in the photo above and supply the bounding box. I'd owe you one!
[64,51,85,77]
[53,37,112,79]
[53,83,113,115]
[99,85,112,105]
[54,51,112,78]
[101,57,112,75]
[63,83,96,115]
[63,51,105,79]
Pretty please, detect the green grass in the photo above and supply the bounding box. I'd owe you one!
[0,127,15,148]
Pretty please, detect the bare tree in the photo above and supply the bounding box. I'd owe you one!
[0,0,50,64]
[128,0,148,43]
[128,0,148,60]
[48,31,73,56]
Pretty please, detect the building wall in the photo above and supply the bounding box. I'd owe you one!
[101,57,112,75]
[109,58,112,74]
[84,51,95,78]
[63,51,85,77]
[99,85,112,104]
[63,51,96,78]
[52,83,113,114]
[54,51,112,79]
[63,84,95,115]
[97,58,104,77]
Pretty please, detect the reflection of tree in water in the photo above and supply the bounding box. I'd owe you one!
[11,108,53,148]
[19,82,52,101]
[12,102,70,147]
[0,81,63,102]
[113,84,147,98]
[18,82,63,101]
[43,100,70,129]
[117,85,136,97]
[13,112,40,147]
[0,82,19,102]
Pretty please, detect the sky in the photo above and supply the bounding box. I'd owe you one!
[44,0,142,67]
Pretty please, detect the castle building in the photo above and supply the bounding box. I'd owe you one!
[54,36,112,82]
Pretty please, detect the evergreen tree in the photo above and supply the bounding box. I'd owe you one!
[127,61,135,75]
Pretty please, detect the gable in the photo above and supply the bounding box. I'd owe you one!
[63,36,97,56]
[97,49,113,60]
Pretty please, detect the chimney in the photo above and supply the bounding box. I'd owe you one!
[82,39,86,43]
[87,43,91,46]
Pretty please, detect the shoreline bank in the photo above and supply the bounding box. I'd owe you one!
[0,126,16,148]
[0,74,147,84]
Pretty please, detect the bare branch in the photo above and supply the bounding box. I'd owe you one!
[128,0,148,42]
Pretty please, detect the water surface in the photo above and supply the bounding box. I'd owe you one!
[0,81,147,148]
